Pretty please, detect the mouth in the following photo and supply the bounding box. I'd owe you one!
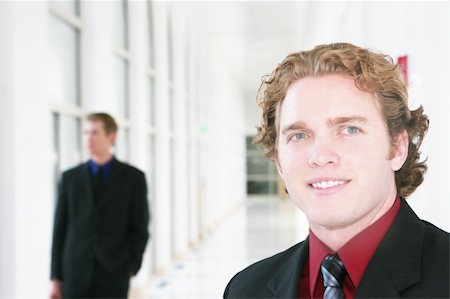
[308,179,351,190]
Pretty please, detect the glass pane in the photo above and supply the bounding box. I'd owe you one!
[115,128,130,162]
[168,88,174,131]
[114,0,128,49]
[51,0,79,16]
[246,136,258,150]
[247,181,269,195]
[148,135,156,191]
[185,46,190,92]
[268,161,278,175]
[114,57,129,119]
[268,180,278,195]
[48,15,80,106]
[59,115,81,171]
[149,78,155,127]
[185,97,190,137]
[167,14,173,80]
[52,113,61,198]
[169,137,176,256]
[247,156,269,175]
[147,1,155,67]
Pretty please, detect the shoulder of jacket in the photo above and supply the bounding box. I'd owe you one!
[422,220,449,248]
[115,160,145,176]
[63,163,87,176]
[225,241,304,298]
[231,241,303,281]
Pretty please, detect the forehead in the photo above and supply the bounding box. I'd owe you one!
[85,120,105,131]
[279,75,381,126]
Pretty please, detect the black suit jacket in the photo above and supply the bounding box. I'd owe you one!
[224,199,449,298]
[50,159,150,291]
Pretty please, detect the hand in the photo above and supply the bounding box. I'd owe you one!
[50,279,62,299]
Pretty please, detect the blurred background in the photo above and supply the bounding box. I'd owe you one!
[0,1,448,298]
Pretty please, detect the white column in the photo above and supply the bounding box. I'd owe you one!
[128,0,153,284]
[0,1,16,297]
[152,1,172,273]
[171,5,190,259]
[12,2,54,296]
[82,1,115,113]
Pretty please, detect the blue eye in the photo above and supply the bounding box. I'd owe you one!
[292,132,307,141]
[345,126,359,135]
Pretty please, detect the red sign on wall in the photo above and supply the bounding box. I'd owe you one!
[397,55,408,85]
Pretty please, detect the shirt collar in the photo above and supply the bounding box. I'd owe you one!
[88,156,116,175]
[308,196,401,296]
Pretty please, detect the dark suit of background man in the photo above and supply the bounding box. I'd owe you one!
[224,43,449,298]
[50,113,150,299]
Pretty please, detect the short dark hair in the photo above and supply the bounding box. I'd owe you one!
[86,112,118,135]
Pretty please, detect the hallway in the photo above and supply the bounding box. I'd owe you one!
[131,197,308,298]
[0,1,448,296]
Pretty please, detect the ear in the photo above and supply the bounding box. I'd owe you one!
[108,132,117,146]
[390,130,409,171]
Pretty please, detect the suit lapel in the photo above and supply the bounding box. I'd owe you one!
[355,199,425,298]
[96,160,123,210]
[80,163,95,209]
[267,238,309,298]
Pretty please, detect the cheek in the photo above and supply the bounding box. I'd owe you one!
[342,135,390,161]
[278,146,309,177]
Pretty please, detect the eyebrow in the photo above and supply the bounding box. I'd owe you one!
[327,116,368,126]
[281,116,368,135]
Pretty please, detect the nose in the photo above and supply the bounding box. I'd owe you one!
[307,139,340,168]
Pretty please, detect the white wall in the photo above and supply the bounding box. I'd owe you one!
[0,1,446,297]
[245,1,449,231]
[0,1,247,296]
[404,2,449,231]
[348,1,449,231]
[0,1,17,296]
[0,1,54,297]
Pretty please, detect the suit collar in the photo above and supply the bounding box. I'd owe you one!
[264,199,426,298]
[80,163,95,208]
[267,238,309,298]
[355,199,425,297]
[81,159,125,209]
[97,160,122,208]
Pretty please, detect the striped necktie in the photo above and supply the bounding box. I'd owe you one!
[321,254,347,299]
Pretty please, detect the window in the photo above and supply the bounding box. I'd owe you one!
[146,0,156,197]
[246,136,279,195]
[113,0,131,159]
[51,0,79,16]
[49,0,83,193]
[115,127,130,162]
[48,15,80,107]
[114,56,130,119]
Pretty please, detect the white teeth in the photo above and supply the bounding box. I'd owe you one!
[311,180,345,189]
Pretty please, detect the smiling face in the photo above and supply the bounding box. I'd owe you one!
[276,74,408,235]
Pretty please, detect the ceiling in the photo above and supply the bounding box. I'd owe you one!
[172,1,364,131]
[174,2,320,97]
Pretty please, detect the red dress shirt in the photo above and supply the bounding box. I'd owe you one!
[299,197,401,299]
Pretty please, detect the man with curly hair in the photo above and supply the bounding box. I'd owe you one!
[224,43,449,298]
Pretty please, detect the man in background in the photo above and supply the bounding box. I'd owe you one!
[50,113,150,298]
[224,43,449,298]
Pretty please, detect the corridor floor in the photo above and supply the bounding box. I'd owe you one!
[131,196,308,299]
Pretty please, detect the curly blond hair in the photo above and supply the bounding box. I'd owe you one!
[254,43,428,197]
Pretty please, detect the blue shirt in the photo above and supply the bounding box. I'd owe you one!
[88,156,115,186]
